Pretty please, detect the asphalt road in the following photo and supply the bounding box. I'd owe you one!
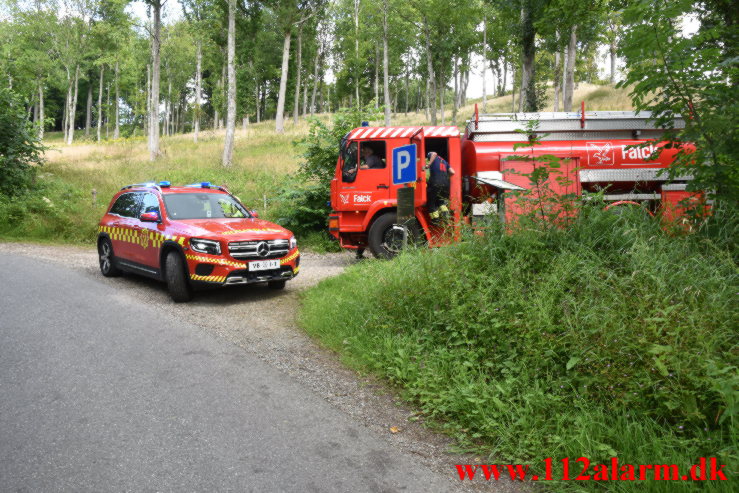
[0,253,460,492]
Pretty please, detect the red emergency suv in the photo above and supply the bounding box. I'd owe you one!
[97,181,300,302]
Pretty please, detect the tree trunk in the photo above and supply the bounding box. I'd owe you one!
[114,61,120,139]
[554,32,561,111]
[106,82,110,139]
[382,0,391,125]
[452,57,459,121]
[38,81,44,139]
[563,25,577,112]
[194,41,201,142]
[439,72,445,125]
[310,44,321,115]
[353,0,360,106]
[144,64,150,136]
[424,18,437,125]
[293,25,303,125]
[511,64,516,112]
[255,82,261,123]
[62,67,70,142]
[222,0,236,166]
[275,30,291,133]
[149,0,162,160]
[520,1,537,112]
[66,65,79,145]
[85,82,92,137]
[482,14,487,111]
[609,37,617,83]
[404,68,409,116]
[97,65,104,141]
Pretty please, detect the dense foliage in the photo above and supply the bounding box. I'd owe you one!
[0,88,44,196]
[301,207,738,490]
[619,0,739,205]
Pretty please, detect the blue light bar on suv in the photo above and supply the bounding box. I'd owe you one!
[159,181,171,187]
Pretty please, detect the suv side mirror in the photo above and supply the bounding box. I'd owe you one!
[140,211,160,223]
[250,210,259,218]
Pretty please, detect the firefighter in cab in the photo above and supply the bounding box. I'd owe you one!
[425,151,455,221]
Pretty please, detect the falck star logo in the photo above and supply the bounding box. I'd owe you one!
[587,142,614,166]
[339,193,350,205]
[256,241,270,257]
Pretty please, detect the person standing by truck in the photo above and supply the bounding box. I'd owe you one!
[425,151,455,220]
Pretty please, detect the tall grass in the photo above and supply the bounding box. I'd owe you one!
[299,207,737,491]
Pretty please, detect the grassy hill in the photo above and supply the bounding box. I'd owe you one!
[1,83,632,245]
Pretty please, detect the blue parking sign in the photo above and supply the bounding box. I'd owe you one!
[392,144,417,185]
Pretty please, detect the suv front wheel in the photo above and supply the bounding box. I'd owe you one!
[165,251,193,302]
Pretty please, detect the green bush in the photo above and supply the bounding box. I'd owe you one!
[0,88,45,196]
[300,207,737,491]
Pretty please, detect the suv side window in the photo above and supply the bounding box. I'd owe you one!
[141,192,161,216]
[109,192,141,218]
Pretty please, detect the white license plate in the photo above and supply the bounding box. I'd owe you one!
[249,259,280,271]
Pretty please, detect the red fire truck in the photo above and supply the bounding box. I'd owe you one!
[328,108,698,258]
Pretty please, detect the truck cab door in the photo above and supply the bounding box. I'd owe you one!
[336,140,390,211]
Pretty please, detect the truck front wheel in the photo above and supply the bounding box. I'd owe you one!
[368,212,421,259]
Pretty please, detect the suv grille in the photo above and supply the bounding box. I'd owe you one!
[228,239,289,259]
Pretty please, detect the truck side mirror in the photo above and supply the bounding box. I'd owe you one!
[250,210,259,218]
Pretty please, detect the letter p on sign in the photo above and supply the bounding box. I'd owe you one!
[392,144,417,185]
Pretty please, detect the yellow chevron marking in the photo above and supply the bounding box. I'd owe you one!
[185,254,246,268]
[280,249,300,265]
[190,274,226,283]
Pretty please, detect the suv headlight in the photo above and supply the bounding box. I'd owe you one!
[289,236,297,250]
[190,238,221,255]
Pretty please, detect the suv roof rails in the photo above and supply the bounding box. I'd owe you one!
[120,182,162,192]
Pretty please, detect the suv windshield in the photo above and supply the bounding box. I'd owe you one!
[163,193,251,220]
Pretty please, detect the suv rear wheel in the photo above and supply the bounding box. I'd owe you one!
[165,251,193,302]
[98,238,122,277]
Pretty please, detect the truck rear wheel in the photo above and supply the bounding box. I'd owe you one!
[368,212,422,259]
[165,251,193,302]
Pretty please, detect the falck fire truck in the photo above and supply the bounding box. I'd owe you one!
[328,107,697,258]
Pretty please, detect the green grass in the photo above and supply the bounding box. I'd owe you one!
[299,207,738,491]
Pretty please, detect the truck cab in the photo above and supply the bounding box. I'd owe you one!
[329,125,462,258]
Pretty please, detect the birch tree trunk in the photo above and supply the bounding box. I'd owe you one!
[373,45,379,109]
[553,32,561,111]
[255,81,261,123]
[563,25,577,112]
[310,45,321,115]
[97,65,104,141]
[114,61,120,139]
[222,0,236,166]
[144,64,149,136]
[293,25,303,125]
[106,83,110,139]
[382,0,390,126]
[353,0,360,106]
[66,65,79,145]
[520,1,537,112]
[482,14,487,111]
[149,0,162,161]
[63,67,71,143]
[38,81,44,139]
[194,41,201,143]
[439,74,445,125]
[452,57,459,122]
[609,38,617,83]
[85,82,92,137]
[275,30,291,133]
[424,18,437,125]
[302,73,309,116]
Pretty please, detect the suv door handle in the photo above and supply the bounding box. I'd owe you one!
[377,184,389,189]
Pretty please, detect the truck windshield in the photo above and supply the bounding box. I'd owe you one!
[341,141,358,183]
[163,193,251,220]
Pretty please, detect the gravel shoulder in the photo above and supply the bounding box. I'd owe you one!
[0,241,526,492]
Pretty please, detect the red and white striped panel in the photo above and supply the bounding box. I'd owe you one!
[348,126,421,139]
[423,126,460,137]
